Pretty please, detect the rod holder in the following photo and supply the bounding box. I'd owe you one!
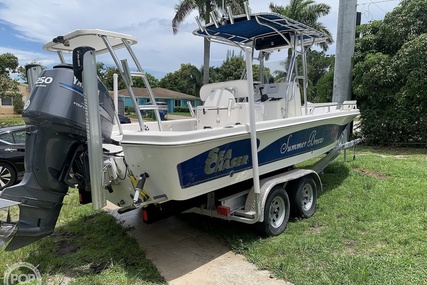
[244,1,251,20]
[227,6,234,24]
[210,11,219,28]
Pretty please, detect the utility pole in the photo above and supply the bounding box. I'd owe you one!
[332,0,357,103]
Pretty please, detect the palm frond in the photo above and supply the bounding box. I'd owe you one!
[172,0,197,35]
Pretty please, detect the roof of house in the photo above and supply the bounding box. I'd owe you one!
[118,87,199,100]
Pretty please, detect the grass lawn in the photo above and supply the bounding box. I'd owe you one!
[0,117,25,127]
[0,188,165,285]
[0,142,426,284]
[182,146,427,285]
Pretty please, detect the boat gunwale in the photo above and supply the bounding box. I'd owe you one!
[120,110,359,146]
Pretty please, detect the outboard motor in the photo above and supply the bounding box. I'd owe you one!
[0,63,115,250]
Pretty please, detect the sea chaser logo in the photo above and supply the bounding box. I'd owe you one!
[280,130,325,154]
[204,148,249,174]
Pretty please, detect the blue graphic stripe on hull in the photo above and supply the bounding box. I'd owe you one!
[177,124,347,188]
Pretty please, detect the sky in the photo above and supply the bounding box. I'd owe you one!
[0,0,400,80]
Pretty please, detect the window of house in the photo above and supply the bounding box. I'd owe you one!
[1,97,12,106]
[174,100,181,107]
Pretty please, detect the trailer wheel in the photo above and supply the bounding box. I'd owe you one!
[290,176,317,218]
[258,186,290,236]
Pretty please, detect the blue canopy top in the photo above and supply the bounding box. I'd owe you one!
[193,12,330,51]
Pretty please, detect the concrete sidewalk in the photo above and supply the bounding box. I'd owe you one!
[106,205,292,285]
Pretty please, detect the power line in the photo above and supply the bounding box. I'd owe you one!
[357,0,399,20]
[368,0,387,14]
[357,0,399,5]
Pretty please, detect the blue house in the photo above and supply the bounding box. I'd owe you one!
[118,87,201,112]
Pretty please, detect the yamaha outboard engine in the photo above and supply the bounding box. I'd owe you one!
[0,62,115,250]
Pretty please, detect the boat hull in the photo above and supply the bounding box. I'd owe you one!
[120,111,358,201]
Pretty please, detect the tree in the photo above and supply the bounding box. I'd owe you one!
[159,63,202,96]
[315,68,334,102]
[272,50,334,102]
[0,53,20,109]
[208,51,273,84]
[213,55,245,82]
[377,0,427,55]
[172,0,245,85]
[269,0,333,51]
[98,65,159,90]
[268,0,333,100]
[100,66,126,90]
[0,53,19,74]
[306,50,334,102]
[133,73,160,89]
[352,0,427,146]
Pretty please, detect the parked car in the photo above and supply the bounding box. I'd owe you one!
[0,125,27,190]
[139,102,168,120]
[118,113,131,124]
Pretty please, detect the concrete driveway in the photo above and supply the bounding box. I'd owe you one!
[107,205,292,285]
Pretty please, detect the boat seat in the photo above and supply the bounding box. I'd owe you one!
[200,80,249,100]
[196,89,238,129]
[203,89,235,108]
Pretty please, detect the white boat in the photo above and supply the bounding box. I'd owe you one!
[0,4,360,250]
[114,11,360,202]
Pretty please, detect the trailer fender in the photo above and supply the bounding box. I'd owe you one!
[245,169,322,223]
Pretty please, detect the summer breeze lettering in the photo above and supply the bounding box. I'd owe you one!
[257,124,345,165]
[280,130,324,154]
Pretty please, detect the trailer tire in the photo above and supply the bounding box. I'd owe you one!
[257,185,290,236]
[290,176,317,218]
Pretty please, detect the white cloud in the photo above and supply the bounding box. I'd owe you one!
[0,0,399,79]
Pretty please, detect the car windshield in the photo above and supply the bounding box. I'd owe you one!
[0,130,26,144]
[14,131,26,143]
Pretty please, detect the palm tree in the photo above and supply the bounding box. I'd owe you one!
[269,0,333,51]
[172,0,245,85]
[269,0,332,83]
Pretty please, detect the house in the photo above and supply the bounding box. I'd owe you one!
[2,84,201,116]
[0,84,30,116]
[117,87,201,113]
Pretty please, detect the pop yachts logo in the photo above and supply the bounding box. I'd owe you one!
[3,262,41,285]
[280,130,324,154]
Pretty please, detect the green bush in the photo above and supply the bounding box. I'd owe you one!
[13,94,24,114]
[174,106,189,113]
[125,106,135,114]
[353,2,427,146]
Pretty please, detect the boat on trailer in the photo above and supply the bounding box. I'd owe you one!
[0,3,360,250]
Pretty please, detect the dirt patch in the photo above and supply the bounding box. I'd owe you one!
[354,168,390,179]
[305,225,323,234]
[52,232,80,256]
[344,239,359,255]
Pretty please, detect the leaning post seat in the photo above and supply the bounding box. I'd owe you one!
[196,80,250,129]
